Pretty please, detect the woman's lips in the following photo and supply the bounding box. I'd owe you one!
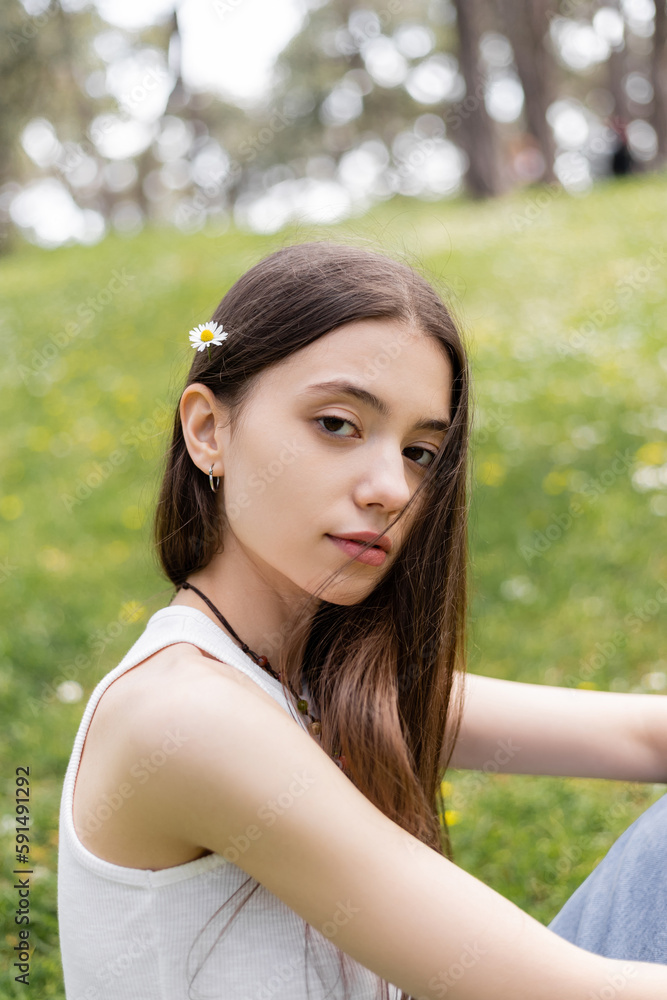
[326,534,387,566]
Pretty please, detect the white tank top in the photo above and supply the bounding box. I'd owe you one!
[57,605,402,999]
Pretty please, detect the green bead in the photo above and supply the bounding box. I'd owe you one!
[297,698,308,713]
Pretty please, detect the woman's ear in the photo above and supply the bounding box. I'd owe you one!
[179,383,230,479]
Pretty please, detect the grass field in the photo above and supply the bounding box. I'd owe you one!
[1,172,666,995]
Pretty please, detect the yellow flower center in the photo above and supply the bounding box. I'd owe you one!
[200,329,214,342]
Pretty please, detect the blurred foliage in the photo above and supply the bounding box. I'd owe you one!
[1,172,667,994]
[3,0,667,250]
[268,0,458,165]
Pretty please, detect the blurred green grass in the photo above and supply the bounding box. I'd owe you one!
[1,173,667,995]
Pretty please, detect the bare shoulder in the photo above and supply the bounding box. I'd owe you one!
[123,648,324,857]
[103,640,288,734]
[89,640,291,797]
[72,641,292,870]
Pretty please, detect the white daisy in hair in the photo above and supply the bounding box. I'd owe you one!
[188,321,228,352]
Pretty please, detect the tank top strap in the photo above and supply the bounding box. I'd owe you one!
[113,605,308,727]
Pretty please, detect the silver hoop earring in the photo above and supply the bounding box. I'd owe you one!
[208,464,220,492]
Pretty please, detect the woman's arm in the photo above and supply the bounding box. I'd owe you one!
[444,672,667,783]
[137,670,667,1000]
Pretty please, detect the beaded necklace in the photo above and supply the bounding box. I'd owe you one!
[179,582,347,771]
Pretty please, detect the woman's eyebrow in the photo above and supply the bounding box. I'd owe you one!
[299,379,451,432]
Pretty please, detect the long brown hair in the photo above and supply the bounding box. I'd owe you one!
[152,240,472,1000]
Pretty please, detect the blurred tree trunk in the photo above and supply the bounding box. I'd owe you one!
[0,1,113,253]
[651,0,667,166]
[603,0,629,121]
[0,2,57,254]
[608,45,629,121]
[451,0,500,197]
[499,0,557,183]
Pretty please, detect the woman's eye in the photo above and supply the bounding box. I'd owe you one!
[316,415,358,437]
[404,446,437,468]
[314,417,437,468]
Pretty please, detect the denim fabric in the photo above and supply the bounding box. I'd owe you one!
[547,791,667,963]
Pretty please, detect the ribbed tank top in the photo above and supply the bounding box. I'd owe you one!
[57,605,402,999]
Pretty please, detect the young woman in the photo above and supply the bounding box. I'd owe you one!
[57,241,667,1000]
